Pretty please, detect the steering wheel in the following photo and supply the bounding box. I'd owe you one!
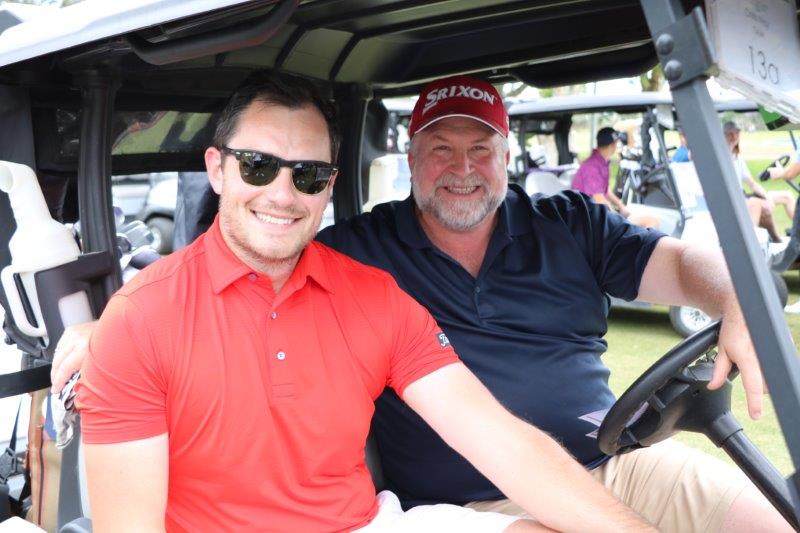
[758,154,792,181]
[598,323,799,529]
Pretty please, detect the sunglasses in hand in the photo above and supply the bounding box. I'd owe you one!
[220,146,338,195]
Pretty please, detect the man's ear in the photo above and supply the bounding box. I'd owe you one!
[326,172,337,200]
[205,146,224,195]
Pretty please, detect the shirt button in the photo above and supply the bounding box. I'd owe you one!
[270,311,278,319]
[276,351,286,361]
[248,273,257,282]
[475,286,481,294]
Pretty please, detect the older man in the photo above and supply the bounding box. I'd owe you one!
[316,76,787,532]
[72,72,652,532]
[57,75,789,532]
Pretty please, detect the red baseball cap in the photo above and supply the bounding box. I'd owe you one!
[408,75,509,138]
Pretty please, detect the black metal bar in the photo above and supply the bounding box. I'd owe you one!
[76,70,122,300]
[274,26,306,69]
[328,34,361,82]
[126,0,298,66]
[721,431,799,530]
[332,83,370,220]
[640,0,800,523]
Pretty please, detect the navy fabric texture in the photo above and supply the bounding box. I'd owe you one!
[316,185,665,507]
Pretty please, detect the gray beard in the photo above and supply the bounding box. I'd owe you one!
[412,179,506,231]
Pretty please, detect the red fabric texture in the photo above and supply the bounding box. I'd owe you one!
[76,217,459,532]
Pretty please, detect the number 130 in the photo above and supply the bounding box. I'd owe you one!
[749,45,780,84]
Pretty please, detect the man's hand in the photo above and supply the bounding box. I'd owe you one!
[51,321,97,393]
[638,238,768,420]
[768,163,785,180]
[708,300,765,420]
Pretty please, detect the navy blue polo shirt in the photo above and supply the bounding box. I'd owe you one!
[316,185,665,507]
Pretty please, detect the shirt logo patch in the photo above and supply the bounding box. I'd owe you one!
[437,332,451,348]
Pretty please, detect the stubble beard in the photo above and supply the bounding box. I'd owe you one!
[217,192,312,274]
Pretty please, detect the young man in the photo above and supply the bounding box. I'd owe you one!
[571,127,659,229]
[58,74,789,532]
[74,72,651,532]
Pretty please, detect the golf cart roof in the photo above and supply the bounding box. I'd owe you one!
[506,93,759,119]
[0,0,713,102]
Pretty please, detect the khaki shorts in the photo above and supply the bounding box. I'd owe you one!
[465,440,749,533]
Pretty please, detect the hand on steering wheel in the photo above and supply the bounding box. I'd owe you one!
[759,154,792,181]
[596,322,798,529]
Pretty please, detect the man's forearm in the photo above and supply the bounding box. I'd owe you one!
[404,364,654,531]
[484,416,655,532]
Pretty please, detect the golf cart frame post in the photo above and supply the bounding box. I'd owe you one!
[641,1,800,518]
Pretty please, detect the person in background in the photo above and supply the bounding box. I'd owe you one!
[724,120,793,242]
[572,127,660,229]
[672,130,691,162]
[768,149,800,313]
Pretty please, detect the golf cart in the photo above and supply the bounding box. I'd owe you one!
[0,1,799,531]
[506,94,789,337]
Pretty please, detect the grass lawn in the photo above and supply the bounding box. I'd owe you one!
[604,161,800,474]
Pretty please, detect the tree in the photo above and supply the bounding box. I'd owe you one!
[639,65,664,92]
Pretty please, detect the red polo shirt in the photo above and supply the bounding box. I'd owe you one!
[76,217,459,532]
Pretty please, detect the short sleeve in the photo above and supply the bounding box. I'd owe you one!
[588,201,665,300]
[382,280,460,397]
[543,191,665,302]
[572,162,607,196]
[76,294,168,444]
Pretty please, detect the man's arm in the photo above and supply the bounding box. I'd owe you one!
[637,237,764,419]
[604,191,630,217]
[83,433,169,533]
[743,175,770,200]
[402,363,655,532]
[769,160,800,181]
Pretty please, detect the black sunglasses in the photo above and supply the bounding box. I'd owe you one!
[219,146,338,195]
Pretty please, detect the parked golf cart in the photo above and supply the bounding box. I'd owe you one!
[506,95,788,336]
[0,1,799,531]
[111,172,177,254]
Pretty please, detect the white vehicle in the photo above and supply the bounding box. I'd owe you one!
[0,1,799,531]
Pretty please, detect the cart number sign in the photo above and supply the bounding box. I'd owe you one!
[706,0,800,123]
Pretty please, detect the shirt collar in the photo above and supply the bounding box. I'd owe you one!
[591,148,610,164]
[203,216,335,295]
[394,185,532,250]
